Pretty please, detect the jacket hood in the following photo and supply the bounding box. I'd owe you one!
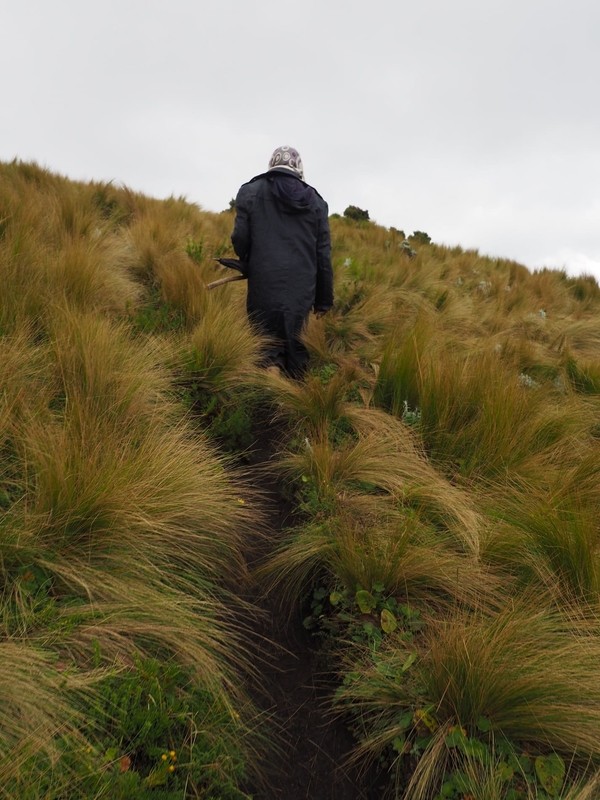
[270,171,314,212]
[250,170,315,213]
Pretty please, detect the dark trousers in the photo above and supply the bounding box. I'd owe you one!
[249,306,309,379]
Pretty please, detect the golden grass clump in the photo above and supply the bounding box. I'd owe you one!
[336,602,600,799]
[0,202,54,334]
[262,501,493,614]
[374,315,590,480]
[319,408,484,554]
[123,196,235,326]
[264,359,366,439]
[0,330,54,422]
[47,230,141,314]
[47,307,175,427]
[422,603,600,752]
[46,574,255,695]
[480,476,600,604]
[0,641,99,789]
[16,409,250,588]
[308,279,397,358]
[153,248,208,324]
[554,318,600,361]
[259,408,490,610]
[177,291,265,391]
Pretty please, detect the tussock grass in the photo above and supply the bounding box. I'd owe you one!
[48,308,175,427]
[49,577,255,691]
[153,248,208,325]
[16,410,250,587]
[259,358,368,441]
[555,319,600,361]
[291,409,484,554]
[0,161,268,794]
[421,603,600,753]
[404,748,600,800]
[337,601,600,798]
[259,410,490,610]
[564,775,600,800]
[421,353,580,478]
[124,196,235,326]
[262,502,493,613]
[0,641,99,788]
[305,306,379,362]
[374,312,435,414]
[48,230,141,314]
[177,292,265,391]
[375,316,588,479]
[0,179,141,335]
[0,203,53,334]
[0,329,54,419]
[330,502,490,605]
[125,203,192,284]
[481,480,600,603]
[312,283,394,357]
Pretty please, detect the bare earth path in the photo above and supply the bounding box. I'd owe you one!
[239,418,378,800]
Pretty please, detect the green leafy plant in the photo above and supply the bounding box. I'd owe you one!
[185,385,257,453]
[185,236,204,264]
[130,287,186,334]
[6,657,254,800]
[303,579,424,649]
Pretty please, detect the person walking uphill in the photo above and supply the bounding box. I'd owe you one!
[231,145,334,379]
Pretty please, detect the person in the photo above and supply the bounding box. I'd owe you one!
[231,145,333,378]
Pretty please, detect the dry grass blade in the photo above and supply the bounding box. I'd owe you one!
[179,292,265,390]
[422,603,600,758]
[0,642,99,787]
[278,411,483,556]
[48,307,176,427]
[45,572,257,697]
[18,410,252,586]
[264,360,366,437]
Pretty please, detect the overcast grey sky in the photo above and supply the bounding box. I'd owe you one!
[2,0,599,280]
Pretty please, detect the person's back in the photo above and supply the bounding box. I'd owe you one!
[231,146,333,378]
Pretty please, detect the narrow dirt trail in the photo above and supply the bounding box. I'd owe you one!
[240,419,373,800]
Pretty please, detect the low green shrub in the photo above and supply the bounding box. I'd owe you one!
[6,657,253,800]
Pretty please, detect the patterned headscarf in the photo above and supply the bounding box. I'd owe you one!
[268,145,304,179]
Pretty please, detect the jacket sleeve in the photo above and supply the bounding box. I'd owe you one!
[231,186,251,260]
[314,201,334,311]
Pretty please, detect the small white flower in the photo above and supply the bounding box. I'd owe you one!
[518,372,539,389]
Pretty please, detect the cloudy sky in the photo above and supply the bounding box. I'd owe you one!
[3,0,599,280]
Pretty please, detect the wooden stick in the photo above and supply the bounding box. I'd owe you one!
[206,274,246,290]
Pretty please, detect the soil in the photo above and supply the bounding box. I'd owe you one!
[238,417,384,800]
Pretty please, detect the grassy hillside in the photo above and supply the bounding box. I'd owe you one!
[1,159,600,799]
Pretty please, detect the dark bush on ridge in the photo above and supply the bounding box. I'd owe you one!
[343,205,370,222]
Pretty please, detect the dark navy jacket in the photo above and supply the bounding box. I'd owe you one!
[231,169,333,320]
